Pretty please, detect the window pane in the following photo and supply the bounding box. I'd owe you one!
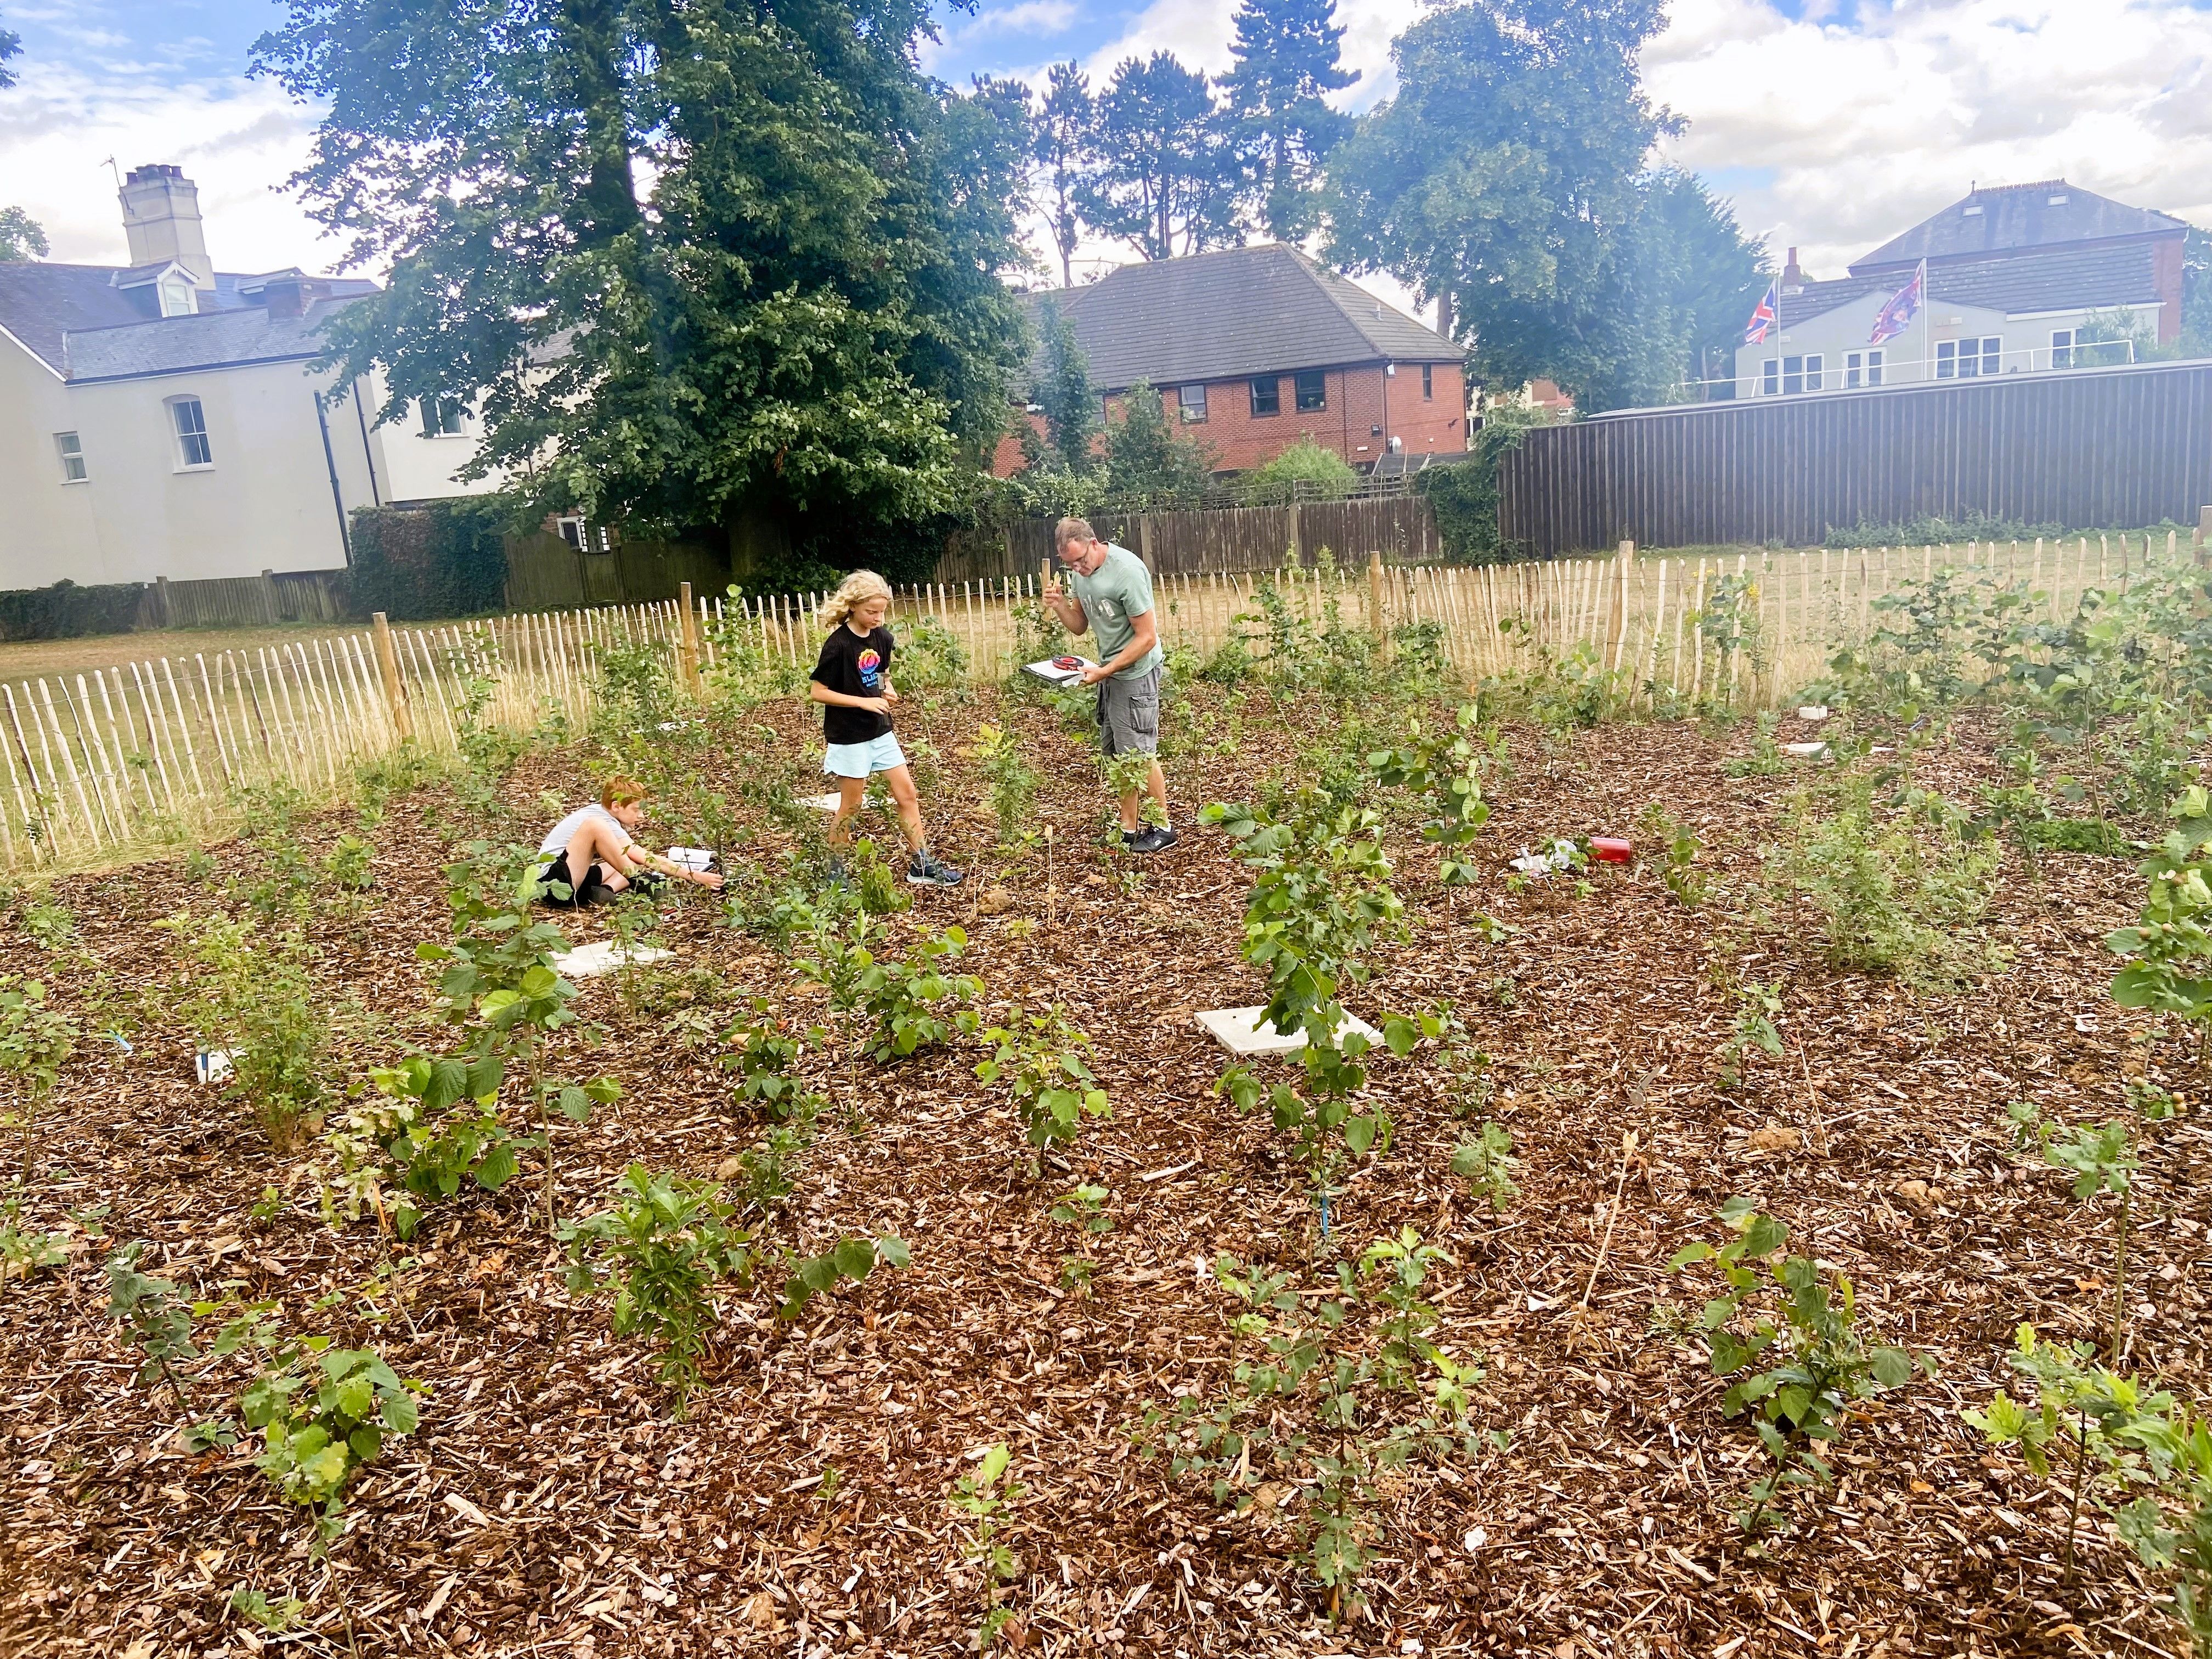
[1868,351,1883,387]
[1982,337,2001,375]
[1937,342,1957,379]
[1846,354,1861,389]
[1782,356,1803,394]
[1805,354,1823,391]
[1762,359,1778,395]
[1421,364,1434,399]
[1179,384,1207,424]
[1294,370,1326,411]
[171,398,212,466]
[1249,376,1279,417]
[54,432,87,482]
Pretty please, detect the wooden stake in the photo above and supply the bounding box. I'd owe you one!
[678,580,703,696]
[371,613,413,742]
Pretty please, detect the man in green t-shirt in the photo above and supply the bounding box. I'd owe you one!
[1043,516,1176,853]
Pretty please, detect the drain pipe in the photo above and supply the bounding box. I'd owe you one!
[313,388,352,566]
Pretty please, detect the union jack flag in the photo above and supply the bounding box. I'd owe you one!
[1743,282,1778,345]
[1870,259,1926,346]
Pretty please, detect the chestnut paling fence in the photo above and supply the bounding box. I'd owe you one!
[0,530,2184,871]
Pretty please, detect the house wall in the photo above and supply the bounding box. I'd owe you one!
[991,361,1468,479]
[2,347,504,592]
[1731,291,2165,398]
[363,377,510,505]
[2152,235,2186,343]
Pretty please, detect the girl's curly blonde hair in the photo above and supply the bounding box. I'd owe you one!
[820,569,894,632]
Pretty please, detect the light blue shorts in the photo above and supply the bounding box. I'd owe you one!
[822,732,907,780]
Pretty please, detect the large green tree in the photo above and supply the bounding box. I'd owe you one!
[1221,0,1355,242]
[1032,63,1094,289]
[1079,53,1240,261]
[0,206,46,262]
[1328,0,1759,410]
[251,0,1030,576]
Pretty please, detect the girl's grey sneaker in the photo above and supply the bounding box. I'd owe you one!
[825,858,851,891]
[907,850,963,887]
[1128,825,1178,854]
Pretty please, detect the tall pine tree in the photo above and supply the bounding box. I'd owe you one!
[1032,64,1094,289]
[1222,0,1355,242]
[251,0,1030,578]
[1079,53,1240,260]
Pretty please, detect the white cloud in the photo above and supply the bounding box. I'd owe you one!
[0,60,335,274]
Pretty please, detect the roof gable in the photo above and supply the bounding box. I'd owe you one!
[1851,180,2186,273]
[1026,244,1458,393]
[0,261,378,378]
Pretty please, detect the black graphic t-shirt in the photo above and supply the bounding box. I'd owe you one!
[811,625,896,746]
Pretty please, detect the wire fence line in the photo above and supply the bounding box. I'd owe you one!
[0,528,2185,872]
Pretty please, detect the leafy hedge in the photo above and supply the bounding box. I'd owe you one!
[1416,405,1550,564]
[0,579,148,641]
[349,499,511,619]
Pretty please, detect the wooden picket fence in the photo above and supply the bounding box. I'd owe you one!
[0,529,2184,871]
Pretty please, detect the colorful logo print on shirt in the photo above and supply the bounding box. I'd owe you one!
[857,648,882,689]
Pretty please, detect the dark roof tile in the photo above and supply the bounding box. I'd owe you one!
[0,262,377,378]
[1852,180,2185,273]
[1776,242,2162,329]
[1025,244,1457,392]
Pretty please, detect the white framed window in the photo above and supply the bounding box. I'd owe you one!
[167,396,213,469]
[1945,337,2001,378]
[1937,340,1960,379]
[157,276,195,318]
[1804,353,1824,391]
[556,516,612,554]
[1866,349,1883,387]
[1978,336,2002,375]
[420,397,469,437]
[1844,351,1883,388]
[2051,329,2075,369]
[1760,359,1779,396]
[1178,383,1208,424]
[1782,354,1808,394]
[1421,364,1434,400]
[53,432,87,483]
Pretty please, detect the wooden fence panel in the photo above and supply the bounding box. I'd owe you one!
[1498,359,2212,556]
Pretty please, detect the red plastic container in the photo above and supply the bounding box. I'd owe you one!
[1590,836,1633,864]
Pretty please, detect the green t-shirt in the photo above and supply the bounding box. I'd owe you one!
[1070,543,1164,681]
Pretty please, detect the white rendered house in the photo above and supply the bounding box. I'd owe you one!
[1733,181,2187,398]
[0,165,503,591]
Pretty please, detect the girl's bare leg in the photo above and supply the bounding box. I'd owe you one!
[881,765,927,853]
[565,820,632,892]
[829,775,867,850]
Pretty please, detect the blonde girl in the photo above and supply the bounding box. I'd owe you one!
[808,572,962,887]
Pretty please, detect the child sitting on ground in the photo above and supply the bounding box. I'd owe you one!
[809,571,962,887]
[537,776,724,906]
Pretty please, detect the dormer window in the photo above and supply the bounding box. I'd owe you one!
[158,275,196,317]
[1962,205,1984,217]
[2048,194,2069,206]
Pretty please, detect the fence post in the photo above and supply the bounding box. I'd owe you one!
[371,612,413,741]
[259,569,282,625]
[1367,550,1388,645]
[1289,501,1305,567]
[154,575,173,629]
[677,581,703,696]
[1606,541,1632,672]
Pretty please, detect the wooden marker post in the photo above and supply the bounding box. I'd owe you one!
[1367,549,1388,645]
[678,580,703,696]
[371,612,412,741]
[1606,541,1632,673]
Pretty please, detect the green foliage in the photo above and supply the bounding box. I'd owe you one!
[1639,804,1705,905]
[563,1165,756,1415]
[255,0,1029,565]
[972,1007,1110,1155]
[0,579,148,643]
[1049,1183,1113,1233]
[1762,782,2001,988]
[346,499,511,620]
[967,724,1037,853]
[0,973,74,1170]
[1368,703,1496,883]
[1145,1236,1483,1613]
[328,1052,524,1240]
[1668,1199,1923,1532]
[804,924,981,1062]
[1204,792,1404,1185]
[240,1335,423,1542]
[1031,296,1099,475]
[1222,0,1353,239]
[1716,980,1784,1091]
[1104,380,1218,505]
[2039,1115,2140,1354]
[228,1588,307,1633]
[160,915,326,1149]
[2109,787,2212,1047]
[951,1441,1026,1643]
[1082,54,1238,262]
[722,1001,826,1122]
[894,613,969,689]
[1451,1122,1517,1211]
[1413,404,1551,563]
[0,205,47,261]
[1243,438,1359,504]
[1968,1325,2212,1650]
[778,1233,910,1321]
[849,837,910,916]
[107,1243,202,1410]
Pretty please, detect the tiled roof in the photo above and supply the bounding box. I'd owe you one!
[1776,241,2163,329]
[1024,244,1459,393]
[0,261,377,379]
[1852,180,2185,273]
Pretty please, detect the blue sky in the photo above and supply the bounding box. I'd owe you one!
[4,0,2210,314]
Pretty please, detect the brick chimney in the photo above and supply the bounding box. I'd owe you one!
[262,274,323,321]
[119,165,215,292]
[1781,246,1806,295]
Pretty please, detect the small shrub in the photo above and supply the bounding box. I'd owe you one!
[1451,1124,1517,1211]
[967,725,1038,851]
[0,973,75,1173]
[326,1052,526,1240]
[240,1333,424,1544]
[972,1007,1110,1163]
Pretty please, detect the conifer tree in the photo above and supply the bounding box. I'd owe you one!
[1222,0,1356,241]
[1032,64,1094,289]
[1033,298,1098,473]
[1080,53,1240,260]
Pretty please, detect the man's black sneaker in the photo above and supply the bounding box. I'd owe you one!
[907,850,964,887]
[1128,825,1178,855]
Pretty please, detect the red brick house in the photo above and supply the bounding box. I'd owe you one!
[996,244,1466,478]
